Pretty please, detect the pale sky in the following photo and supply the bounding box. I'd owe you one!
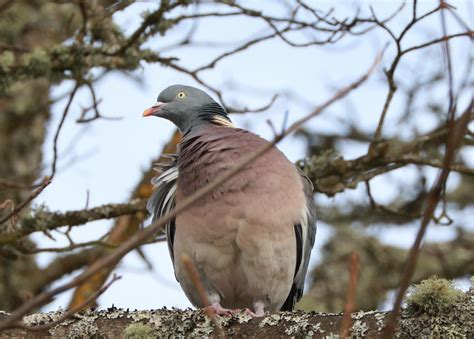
[30,1,472,311]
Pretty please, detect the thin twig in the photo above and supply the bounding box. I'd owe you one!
[0,176,51,226]
[365,181,421,221]
[181,254,225,337]
[339,252,360,338]
[76,81,122,123]
[19,274,121,332]
[402,31,473,55]
[369,4,472,146]
[18,239,116,254]
[382,5,471,334]
[382,100,472,338]
[51,83,80,179]
[0,178,42,190]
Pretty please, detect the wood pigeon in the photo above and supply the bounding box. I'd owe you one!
[143,85,316,316]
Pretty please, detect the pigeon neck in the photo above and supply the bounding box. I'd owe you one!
[181,103,233,134]
[197,103,232,126]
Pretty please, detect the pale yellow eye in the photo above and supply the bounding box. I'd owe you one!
[177,91,186,99]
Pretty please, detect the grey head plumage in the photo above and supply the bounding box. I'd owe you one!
[143,84,232,133]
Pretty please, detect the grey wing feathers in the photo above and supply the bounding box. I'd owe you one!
[147,155,178,265]
[281,169,317,311]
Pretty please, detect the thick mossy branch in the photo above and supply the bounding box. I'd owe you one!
[0,44,170,90]
[0,285,472,339]
[0,1,171,91]
[297,115,473,197]
[0,200,147,245]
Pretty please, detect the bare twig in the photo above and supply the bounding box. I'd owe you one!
[76,82,122,123]
[0,176,51,226]
[19,274,121,332]
[181,254,225,337]
[365,181,420,224]
[67,130,180,310]
[180,254,211,309]
[51,83,80,179]
[382,100,472,338]
[33,248,104,294]
[402,31,473,55]
[369,3,471,146]
[339,252,360,338]
[0,179,42,190]
[382,4,471,333]
[0,200,15,229]
[18,239,116,255]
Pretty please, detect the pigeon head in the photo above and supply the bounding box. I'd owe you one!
[143,84,232,133]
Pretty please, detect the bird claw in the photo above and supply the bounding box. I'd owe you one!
[203,303,266,318]
[203,302,238,316]
[244,308,265,318]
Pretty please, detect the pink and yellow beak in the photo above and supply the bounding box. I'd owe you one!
[143,102,166,117]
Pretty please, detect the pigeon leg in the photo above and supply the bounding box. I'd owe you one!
[244,301,266,317]
[204,302,238,316]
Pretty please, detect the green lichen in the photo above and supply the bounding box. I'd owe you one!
[126,308,217,337]
[405,276,464,316]
[374,312,386,332]
[1,305,472,338]
[297,150,348,196]
[0,51,15,71]
[257,311,323,336]
[398,277,473,338]
[8,204,54,240]
[351,319,368,337]
[123,323,156,339]
[21,48,51,77]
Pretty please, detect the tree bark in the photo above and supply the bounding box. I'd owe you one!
[0,290,472,339]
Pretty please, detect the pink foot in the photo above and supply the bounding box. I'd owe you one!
[244,307,265,317]
[203,302,238,316]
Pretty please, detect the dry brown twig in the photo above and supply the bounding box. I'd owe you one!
[381,102,473,337]
[51,83,81,180]
[76,81,122,123]
[381,0,472,334]
[0,176,51,226]
[17,274,121,332]
[0,48,383,331]
[339,252,360,338]
[369,1,472,147]
[0,178,43,190]
[0,82,81,229]
[382,102,472,337]
[181,254,225,337]
[0,200,16,230]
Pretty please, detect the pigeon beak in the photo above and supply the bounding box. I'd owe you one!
[143,102,166,117]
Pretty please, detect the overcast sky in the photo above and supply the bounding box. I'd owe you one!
[32,0,472,311]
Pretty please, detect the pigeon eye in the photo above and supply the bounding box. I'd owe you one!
[177,91,186,99]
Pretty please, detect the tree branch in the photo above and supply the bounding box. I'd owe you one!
[0,200,147,246]
[0,292,472,339]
